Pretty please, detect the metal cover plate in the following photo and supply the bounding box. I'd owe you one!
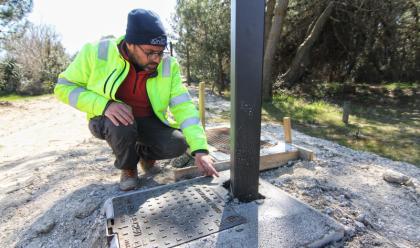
[106,182,246,248]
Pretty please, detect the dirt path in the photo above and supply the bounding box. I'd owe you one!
[0,96,174,247]
[0,91,419,247]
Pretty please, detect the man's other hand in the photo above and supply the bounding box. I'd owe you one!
[194,153,219,177]
[104,102,134,126]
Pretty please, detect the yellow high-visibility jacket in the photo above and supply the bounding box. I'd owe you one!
[54,36,207,153]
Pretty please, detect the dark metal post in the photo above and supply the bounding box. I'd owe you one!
[169,42,173,56]
[230,0,265,201]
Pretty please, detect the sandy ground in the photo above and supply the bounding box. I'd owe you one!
[0,88,419,248]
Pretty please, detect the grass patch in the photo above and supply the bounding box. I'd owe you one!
[383,82,418,91]
[0,93,51,102]
[263,93,420,166]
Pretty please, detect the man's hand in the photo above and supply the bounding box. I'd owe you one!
[104,102,134,126]
[195,153,219,177]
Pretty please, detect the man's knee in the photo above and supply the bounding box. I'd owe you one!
[158,133,188,158]
[103,118,138,144]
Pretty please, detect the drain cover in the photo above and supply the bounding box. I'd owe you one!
[105,182,246,248]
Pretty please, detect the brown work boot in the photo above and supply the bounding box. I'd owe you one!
[119,169,138,191]
[140,159,161,175]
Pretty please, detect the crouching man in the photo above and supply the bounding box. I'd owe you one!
[54,9,218,191]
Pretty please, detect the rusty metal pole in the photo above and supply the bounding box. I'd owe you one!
[230,0,265,202]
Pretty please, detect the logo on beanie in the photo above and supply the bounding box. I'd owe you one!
[150,35,167,45]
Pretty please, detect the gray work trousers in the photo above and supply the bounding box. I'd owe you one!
[88,115,187,170]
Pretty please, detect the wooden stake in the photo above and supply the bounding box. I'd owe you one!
[199,82,205,129]
[283,117,292,143]
[342,101,350,125]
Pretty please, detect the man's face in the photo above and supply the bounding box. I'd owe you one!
[126,43,165,72]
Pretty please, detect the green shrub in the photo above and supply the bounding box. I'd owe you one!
[0,58,22,95]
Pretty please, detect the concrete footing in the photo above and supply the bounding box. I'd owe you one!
[180,171,344,248]
[105,170,344,248]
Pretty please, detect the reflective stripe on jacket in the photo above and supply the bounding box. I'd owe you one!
[54,36,208,152]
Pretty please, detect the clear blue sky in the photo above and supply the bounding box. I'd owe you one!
[28,0,177,54]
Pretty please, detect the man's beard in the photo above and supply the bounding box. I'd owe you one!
[135,61,158,72]
[144,62,158,71]
[128,52,158,72]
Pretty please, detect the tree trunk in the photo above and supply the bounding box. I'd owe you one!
[281,1,334,85]
[211,82,216,95]
[262,0,289,101]
[217,52,225,95]
[186,45,191,86]
[264,0,276,46]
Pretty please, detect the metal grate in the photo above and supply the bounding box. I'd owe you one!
[106,183,246,248]
[206,127,274,154]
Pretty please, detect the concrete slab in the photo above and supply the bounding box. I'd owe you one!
[105,170,344,248]
[181,171,344,248]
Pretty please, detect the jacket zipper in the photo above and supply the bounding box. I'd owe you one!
[145,78,155,116]
[109,60,127,99]
[132,70,138,94]
[103,69,116,94]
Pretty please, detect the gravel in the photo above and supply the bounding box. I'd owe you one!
[0,87,419,247]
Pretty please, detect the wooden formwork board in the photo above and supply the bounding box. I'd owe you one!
[294,144,316,161]
[173,150,299,181]
[172,126,314,181]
